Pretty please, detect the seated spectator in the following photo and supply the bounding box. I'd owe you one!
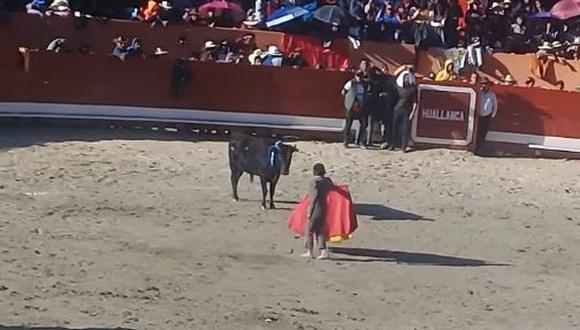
[183,7,200,26]
[140,0,161,23]
[215,40,235,63]
[126,37,144,58]
[261,45,284,67]
[157,1,179,26]
[376,3,400,42]
[505,15,528,53]
[503,74,517,86]
[565,37,580,60]
[112,36,128,60]
[26,0,48,16]
[234,33,257,57]
[48,0,70,16]
[200,40,218,62]
[248,49,263,65]
[284,48,307,68]
[435,59,457,81]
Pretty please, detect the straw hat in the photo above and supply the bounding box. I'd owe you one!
[159,1,172,9]
[204,40,216,49]
[490,2,501,9]
[153,47,168,55]
[248,49,263,64]
[504,74,516,84]
[538,41,552,50]
[264,45,282,55]
[551,40,563,49]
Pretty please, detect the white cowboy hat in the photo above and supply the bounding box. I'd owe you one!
[503,0,511,3]
[153,47,168,55]
[264,45,281,55]
[204,40,216,49]
[504,74,516,83]
[538,41,552,50]
[248,49,263,64]
[551,40,563,48]
[159,1,172,9]
[490,2,501,9]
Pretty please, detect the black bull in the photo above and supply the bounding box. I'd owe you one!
[228,134,298,209]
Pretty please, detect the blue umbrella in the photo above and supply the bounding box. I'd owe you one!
[530,11,555,20]
[265,2,317,28]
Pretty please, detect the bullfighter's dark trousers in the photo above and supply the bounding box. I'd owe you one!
[305,215,326,251]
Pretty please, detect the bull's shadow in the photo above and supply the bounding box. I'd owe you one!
[355,203,433,221]
[330,247,510,267]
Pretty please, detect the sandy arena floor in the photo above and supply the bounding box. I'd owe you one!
[0,126,579,330]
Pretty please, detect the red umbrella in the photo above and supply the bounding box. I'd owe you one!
[550,0,580,20]
[198,0,245,22]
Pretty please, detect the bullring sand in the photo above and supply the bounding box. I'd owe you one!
[0,127,579,330]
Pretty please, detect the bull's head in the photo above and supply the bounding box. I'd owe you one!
[277,144,298,175]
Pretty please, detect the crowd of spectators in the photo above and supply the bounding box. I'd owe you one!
[15,0,580,58]
[107,31,310,68]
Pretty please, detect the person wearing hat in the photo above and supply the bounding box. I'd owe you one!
[503,74,517,86]
[477,77,498,155]
[261,45,284,67]
[529,45,550,79]
[112,36,128,60]
[200,40,218,62]
[47,0,70,16]
[565,36,580,61]
[248,48,263,65]
[341,70,368,148]
[26,0,48,16]
[390,64,417,152]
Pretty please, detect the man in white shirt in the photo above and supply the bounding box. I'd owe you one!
[477,77,498,154]
[341,71,368,147]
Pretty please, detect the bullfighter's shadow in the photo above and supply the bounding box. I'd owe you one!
[355,203,434,221]
[330,247,510,267]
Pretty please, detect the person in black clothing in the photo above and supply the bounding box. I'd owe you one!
[390,66,417,152]
[301,163,334,260]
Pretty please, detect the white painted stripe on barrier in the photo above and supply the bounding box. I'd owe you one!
[0,102,345,132]
[486,131,580,153]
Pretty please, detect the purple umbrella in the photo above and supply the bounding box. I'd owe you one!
[550,0,580,20]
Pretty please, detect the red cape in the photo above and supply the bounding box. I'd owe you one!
[288,185,358,242]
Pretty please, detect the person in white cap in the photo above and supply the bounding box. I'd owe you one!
[200,40,218,62]
[477,77,498,155]
[261,45,284,67]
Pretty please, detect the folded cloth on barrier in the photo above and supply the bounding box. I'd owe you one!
[288,184,357,242]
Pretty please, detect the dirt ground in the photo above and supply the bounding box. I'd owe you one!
[0,126,579,330]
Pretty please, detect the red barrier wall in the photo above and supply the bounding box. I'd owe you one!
[0,44,351,119]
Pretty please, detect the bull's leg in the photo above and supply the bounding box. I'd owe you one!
[259,176,268,210]
[269,177,279,209]
[230,168,243,201]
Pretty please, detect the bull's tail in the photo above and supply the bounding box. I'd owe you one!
[249,174,254,183]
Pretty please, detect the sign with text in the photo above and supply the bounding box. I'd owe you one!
[411,84,477,149]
